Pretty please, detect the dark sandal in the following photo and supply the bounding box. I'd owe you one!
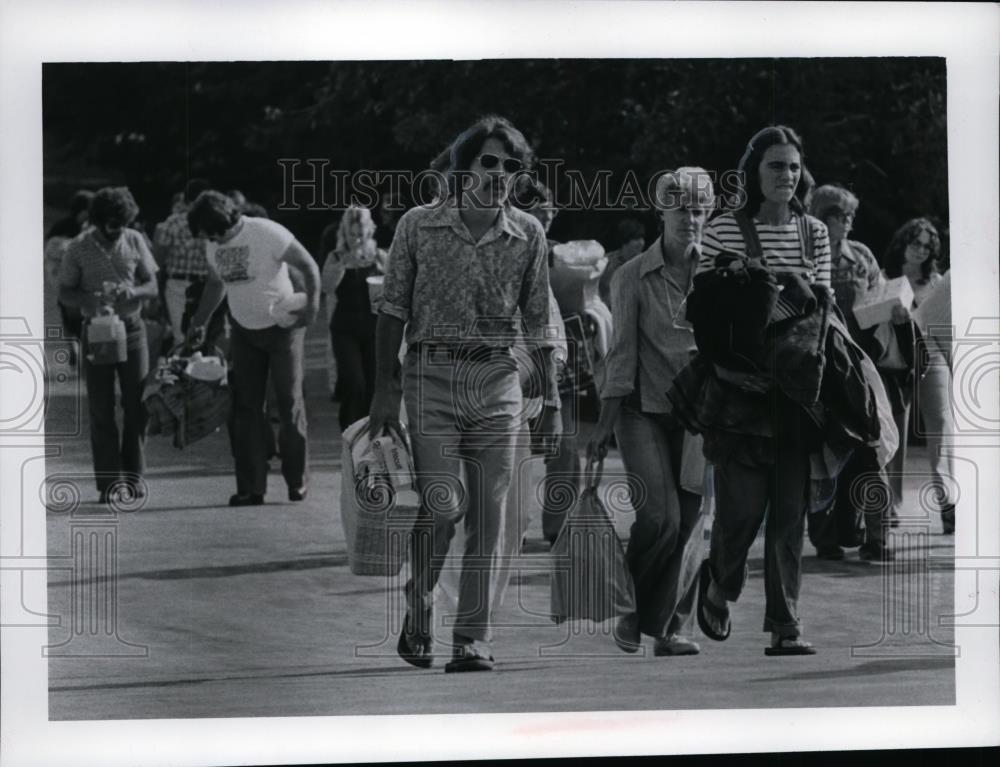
[697,559,731,641]
[397,613,433,669]
[764,637,816,656]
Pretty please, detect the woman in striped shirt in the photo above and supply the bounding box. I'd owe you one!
[695,126,830,656]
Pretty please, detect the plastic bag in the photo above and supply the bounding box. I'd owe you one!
[550,459,636,624]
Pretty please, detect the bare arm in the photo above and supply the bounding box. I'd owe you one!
[587,395,626,461]
[187,271,226,346]
[281,239,322,328]
[367,312,406,439]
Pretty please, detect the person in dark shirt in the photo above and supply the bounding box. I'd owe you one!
[320,205,386,431]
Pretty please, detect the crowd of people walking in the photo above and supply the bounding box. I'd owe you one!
[47,114,954,672]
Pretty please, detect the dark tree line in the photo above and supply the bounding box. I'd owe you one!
[43,58,948,267]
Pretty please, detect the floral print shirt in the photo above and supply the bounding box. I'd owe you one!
[380,199,554,348]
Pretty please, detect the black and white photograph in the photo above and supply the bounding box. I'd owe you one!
[1,1,998,765]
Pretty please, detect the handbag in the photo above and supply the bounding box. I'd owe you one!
[550,459,636,624]
[84,312,128,365]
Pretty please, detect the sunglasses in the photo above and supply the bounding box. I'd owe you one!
[477,153,523,174]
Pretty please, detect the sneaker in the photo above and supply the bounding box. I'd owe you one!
[444,640,494,673]
[228,493,265,507]
[859,541,894,562]
[653,634,701,656]
[288,487,307,502]
[613,613,642,654]
[815,545,845,561]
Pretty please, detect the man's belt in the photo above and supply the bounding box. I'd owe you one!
[167,271,206,282]
[422,343,512,363]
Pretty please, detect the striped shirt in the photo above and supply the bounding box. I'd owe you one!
[699,211,831,288]
[59,228,158,318]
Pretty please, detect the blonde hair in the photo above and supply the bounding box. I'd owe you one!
[335,205,377,255]
[654,166,715,210]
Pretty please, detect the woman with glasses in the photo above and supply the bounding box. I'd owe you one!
[694,125,831,656]
[587,167,714,657]
[881,218,955,534]
[804,185,895,561]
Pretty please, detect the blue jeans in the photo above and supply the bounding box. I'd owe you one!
[615,405,703,638]
[229,320,308,496]
[403,345,522,643]
[82,315,148,493]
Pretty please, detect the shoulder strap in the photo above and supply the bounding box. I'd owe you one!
[798,214,815,268]
[733,211,764,262]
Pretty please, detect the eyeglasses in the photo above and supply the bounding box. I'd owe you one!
[477,153,523,174]
[829,210,856,224]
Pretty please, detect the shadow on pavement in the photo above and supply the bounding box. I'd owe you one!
[748,656,955,684]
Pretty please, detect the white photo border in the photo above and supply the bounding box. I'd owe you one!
[2,1,998,764]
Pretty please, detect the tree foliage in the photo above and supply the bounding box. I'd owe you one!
[43,58,948,264]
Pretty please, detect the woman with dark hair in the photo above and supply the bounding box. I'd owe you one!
[879,217,955,533]
[693,125,832,656]
[58,186,159,503]
[321,205,386,431]
[699,125,830,284]
[369,115,559,672]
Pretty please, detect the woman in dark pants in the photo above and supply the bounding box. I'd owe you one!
[695,126,832,655]
[588,168,714,657]
[321,205,386,431]
[58,187,159,503]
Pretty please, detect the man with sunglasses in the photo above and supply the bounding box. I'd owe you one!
[369,115,560,673]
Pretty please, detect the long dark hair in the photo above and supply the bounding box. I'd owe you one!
[736,125,813,218]
[884,217,941,283]
[442,115,534,198]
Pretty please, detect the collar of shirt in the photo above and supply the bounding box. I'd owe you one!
[419,197,528,246]
[638,237,701,279]
[835,239,861,264]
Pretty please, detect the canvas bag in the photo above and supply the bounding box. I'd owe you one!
[550,459,636,624]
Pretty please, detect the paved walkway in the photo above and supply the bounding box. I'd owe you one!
[40,300,957,720]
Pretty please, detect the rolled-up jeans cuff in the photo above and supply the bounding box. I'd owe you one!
[763,617,801,638]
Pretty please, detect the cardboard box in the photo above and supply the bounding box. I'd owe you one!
[852,276,914,329]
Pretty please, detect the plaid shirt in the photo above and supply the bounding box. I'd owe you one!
[381,200,554,348]
[153,211,208,278]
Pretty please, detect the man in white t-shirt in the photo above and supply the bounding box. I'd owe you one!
[187,191,321,506]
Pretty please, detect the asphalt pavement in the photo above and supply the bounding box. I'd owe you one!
[41,302,957,720]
